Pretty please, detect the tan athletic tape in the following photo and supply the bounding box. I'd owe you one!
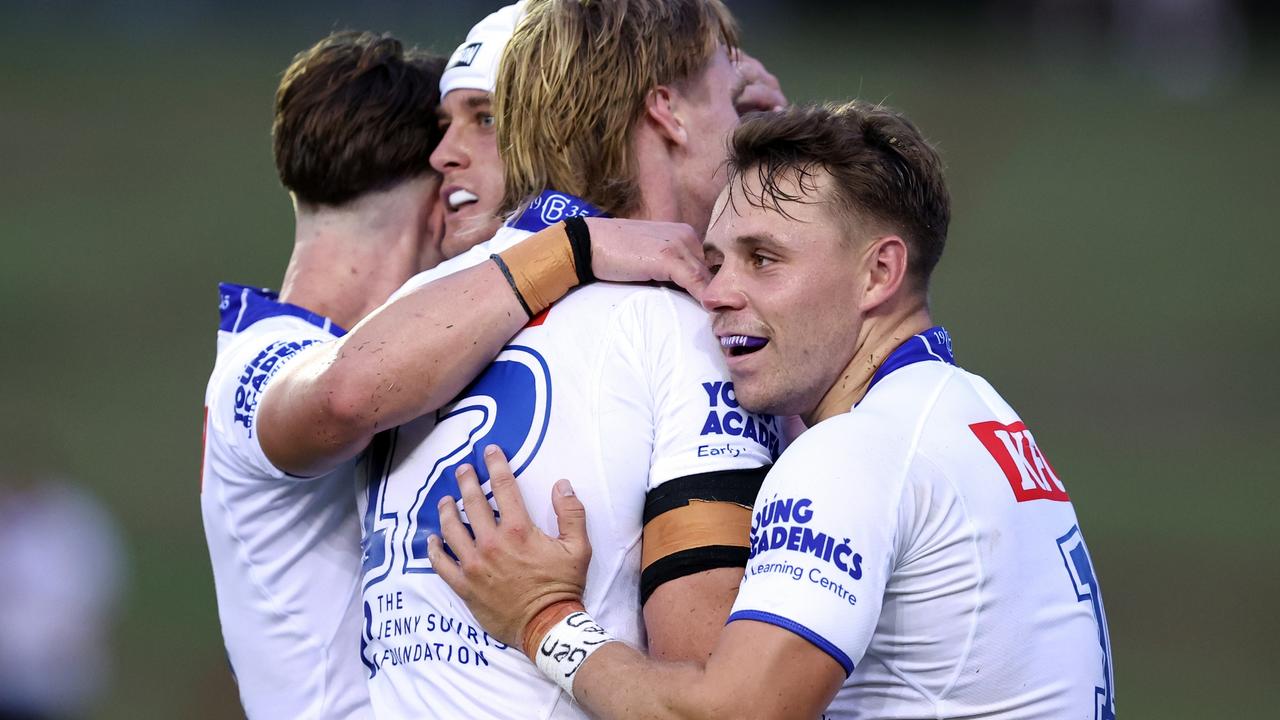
[498,223,579,315]
[641,500,752,569]
[522,598,586,662]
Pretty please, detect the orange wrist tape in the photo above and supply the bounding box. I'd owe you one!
[498,223,580,316]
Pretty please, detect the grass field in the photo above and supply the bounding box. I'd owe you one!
[2,3,1276,717]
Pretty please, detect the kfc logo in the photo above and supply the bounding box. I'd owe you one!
[970,420,1069,503]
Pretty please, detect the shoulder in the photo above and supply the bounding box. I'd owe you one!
[390,227,528,301]
[206,320,334,440]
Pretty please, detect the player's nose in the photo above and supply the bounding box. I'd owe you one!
[700,266,747,313]
[429,126,468,174]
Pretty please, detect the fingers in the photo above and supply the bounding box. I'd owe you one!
[734,51,786,113]
[663,249,711,299]
[736,83,787,114]
[482,445,532,528]
[427,533,468,596]
[436,494,476,565]
[551,479,591,560]
[455,462,496,535]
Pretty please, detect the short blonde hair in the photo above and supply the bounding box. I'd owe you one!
[495,0,738,217]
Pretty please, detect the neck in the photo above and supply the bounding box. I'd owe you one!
[628,130,681,223]
[279,178,435,330]
[804,299,934,426]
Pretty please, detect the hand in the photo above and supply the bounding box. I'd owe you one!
[428,445,593,650]
[585,217,711,299]
[734,50,786,114]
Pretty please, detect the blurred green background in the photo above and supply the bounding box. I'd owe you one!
[1,1,1276,717]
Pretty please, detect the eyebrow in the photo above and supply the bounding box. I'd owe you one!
[436,95,492,121]
[704,232,784,255]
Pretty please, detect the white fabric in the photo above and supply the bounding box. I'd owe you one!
[440,2,527,97]
[201,311,371,720]
[730,358,1113,718]
[533,611,618,698]
[361,227,784,719]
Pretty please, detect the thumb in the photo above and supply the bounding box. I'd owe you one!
[551,479,589,554]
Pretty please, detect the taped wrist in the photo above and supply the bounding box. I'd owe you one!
[494,219,594,318]
[528,605,617,698]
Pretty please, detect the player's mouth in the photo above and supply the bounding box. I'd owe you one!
[719,334,769,357]
[444,186,479,213]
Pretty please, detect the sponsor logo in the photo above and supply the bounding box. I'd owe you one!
[232,339,320,432]
[450,42,482,69]
[698,381,781,458]
[749,495,863,582]
[531,192,593,226]
[970,420,1069,502]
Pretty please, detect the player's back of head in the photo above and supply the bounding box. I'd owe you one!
[273,31,446,208]
[495,0,738,217]
[728,101,951,288]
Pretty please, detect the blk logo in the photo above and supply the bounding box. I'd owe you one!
[970,420,1069,502]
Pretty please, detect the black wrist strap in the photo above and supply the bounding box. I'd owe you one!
[563,216,595,285]
[490,254,534,319]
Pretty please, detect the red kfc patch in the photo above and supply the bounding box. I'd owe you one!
[970,420,1069,502]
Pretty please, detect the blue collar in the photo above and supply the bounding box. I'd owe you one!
[865,326,956,393]
[506,189,608,233]
[217,282,347,337]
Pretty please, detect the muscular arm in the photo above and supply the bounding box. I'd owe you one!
[642,568,742,661]
[574,620,843,720]
[257,259,524,476]
[430,448,844,719]
[257,219,710,477]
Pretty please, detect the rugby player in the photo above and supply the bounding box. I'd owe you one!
[432,102,1116,719]
[200,32,446,719]
[256,1,790,717]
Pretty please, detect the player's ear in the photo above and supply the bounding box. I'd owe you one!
[858,234,910,312]
[643,85,689,148]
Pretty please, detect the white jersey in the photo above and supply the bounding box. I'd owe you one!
[201,284,371,720]
[361,195,784,719]
[730,327,1114,720]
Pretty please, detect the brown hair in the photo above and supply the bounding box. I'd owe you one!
[495,0,738,217]
[273,31,446,207]
[727,101,950,286]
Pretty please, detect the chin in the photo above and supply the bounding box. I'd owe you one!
[732,380,785,417]
[442,216,501,259]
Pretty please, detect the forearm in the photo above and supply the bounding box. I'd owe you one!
[258,259,526,476]
[573,642,725,720]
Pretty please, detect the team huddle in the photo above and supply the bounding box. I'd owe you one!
[200,1,1114,719]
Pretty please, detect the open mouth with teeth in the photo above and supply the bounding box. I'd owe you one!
[720,335,769,357]
[448,189,479,212]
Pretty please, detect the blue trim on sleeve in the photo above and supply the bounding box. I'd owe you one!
[727,609,855,677]
[505,189,608,233]
[217,282,347,337]
[864,326,955,395]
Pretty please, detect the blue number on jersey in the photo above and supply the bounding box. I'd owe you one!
[1057,525,1116,720]
[361,345,552,587]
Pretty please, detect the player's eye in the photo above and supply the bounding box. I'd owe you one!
[751,252,775,269]
[478,113,496,129]
[706,262,722,276]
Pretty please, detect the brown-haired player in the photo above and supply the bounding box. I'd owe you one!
[254,1,791,717]
[433,101,1115,720]
[200,31,445,720]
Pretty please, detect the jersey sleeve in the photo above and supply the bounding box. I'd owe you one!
[611,288,785,601]
[727,414,910,676]
[635,289,783,485]
[204,325,333,481]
